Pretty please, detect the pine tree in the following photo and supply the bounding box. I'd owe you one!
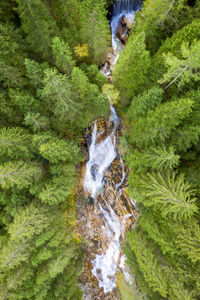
[140,171,198,220]
[0,160,43,190]
[52,37,75,76]
[38,163,77,206]
[146,145,180,171]
[8,88,43,119]
[149,19,200,84]
[127,230,168,298]
[128,98,194,147]
[134,0,187,54]
[15,0,60,61]
[127,86,163,120]
[47,0,82,49]
[170,123,200,152]
[0,127,32,160]
[159,40,200,90]
[0,203,83,300]
[0,23,27,88]
[40,68,74,120]
[79,0,110,64]
[24,112,50,132]
[24,58,49,89]
[113,32,151,102]
[39,139,79,164]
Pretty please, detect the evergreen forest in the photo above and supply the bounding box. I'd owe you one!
[0,0,200,299]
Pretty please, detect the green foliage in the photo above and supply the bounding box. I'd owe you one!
[133,0,188,54]
[0,204,83,299]
[146,145,180,171]
[117,272,145,300]
[129,98,194,147]
[0,127,32,160]
[127,86,163,119]
[40,68,73,119]
[140,171,198,219]
[0,23,27,88]
[39,139,80,164]
[79,0,110,64]
[127,230,168,297]
[24,58,49,89]
[15,0,60,61]
[1,0,200,299]
[24,112,50,132]
[0,0,112,299]
[159,40,200,90]
[0,160,43,190]
[52,37,75,75]
[84,64,106,88]
[113,31,151,102]
[118,2,200,300]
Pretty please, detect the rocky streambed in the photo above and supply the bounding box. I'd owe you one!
[76,2,143,298]
[76,112,138,299]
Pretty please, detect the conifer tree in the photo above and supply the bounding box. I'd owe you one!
[129,98,194,147]
[16,0,60,61]
[79,0,110,64]
[40,68,74,120]
[113,32,151,102]
[0,23,27,88]
[0,203,83,300]
[0,127,32,160]
[52,37,75,76]
[0,160,43,190]
[146,145,180,171]
[127,86,163,120]
[160,40,200,90]
[24,112,50,132]
[134,0,187,54]
[140,171,198,220]
[24,58,49,89]
[127,230,168,298]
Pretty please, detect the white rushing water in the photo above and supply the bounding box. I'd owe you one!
[84,0,142,293]
[110,0,142,50]
[84,121,117,198]
[84,107,132,293]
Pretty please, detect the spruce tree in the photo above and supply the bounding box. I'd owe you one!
[16,0,60,61]
[79,0,110,64]
[52,37,75,76]
[113,32,151,102]
[0,127,32,160]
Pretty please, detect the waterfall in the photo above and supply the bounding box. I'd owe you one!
[112,0,142,17]
[82,1,141,295]
[84,107,118,199]
[84,107,134,293]
[111,0,142,51]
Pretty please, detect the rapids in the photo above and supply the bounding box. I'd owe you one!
[83,107,134,293]
[100,0,142,78]
[82,0,142,295]
[111,0,142,50]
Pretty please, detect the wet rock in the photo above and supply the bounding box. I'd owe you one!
[76,109,138,300]
[115,15,133,44]
[91,164,98,180]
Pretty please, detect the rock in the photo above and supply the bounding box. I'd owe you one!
[115,15,134,45]
[76,112,139,300]
[115,16,126,43]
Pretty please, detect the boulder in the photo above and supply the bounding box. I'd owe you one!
[115,15,133,44]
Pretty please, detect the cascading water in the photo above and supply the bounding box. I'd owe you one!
[82,0,141,296]
[83,107,135,293]
[111,0,142,51]
[100,0,142,78]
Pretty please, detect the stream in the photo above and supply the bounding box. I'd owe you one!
[81,0,142,298]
